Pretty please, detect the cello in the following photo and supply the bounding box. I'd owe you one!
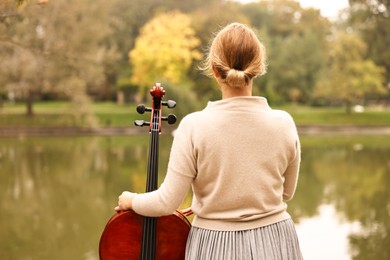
[99,83,192,259]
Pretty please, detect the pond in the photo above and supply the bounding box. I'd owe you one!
[0,134,389,260]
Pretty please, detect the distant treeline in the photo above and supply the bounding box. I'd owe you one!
[0,0,389,116]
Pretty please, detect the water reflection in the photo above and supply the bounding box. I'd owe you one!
[296,204,361,260]
[0,135,389,260]
[291,136,390,260]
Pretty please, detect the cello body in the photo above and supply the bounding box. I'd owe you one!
[99,83,191,259]
[99,210,191,259]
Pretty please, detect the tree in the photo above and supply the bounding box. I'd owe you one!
[240,0,330,103]
[188,2,250,101]
[314,31,386,113]
[349,0,390,83]
[266,32,326,103]
[0,2,49,115]
[242,0,330,39]
[0,0,120,121]
[129,11,202,101]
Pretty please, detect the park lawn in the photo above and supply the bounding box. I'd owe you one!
[0,102,139,127]
[301,135,390,148]
[278,105,390,126]
[0,101,390,127]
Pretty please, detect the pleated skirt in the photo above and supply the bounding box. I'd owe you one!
[185,218,303,260]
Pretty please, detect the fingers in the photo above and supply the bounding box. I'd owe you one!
[114,203,125,212]
[114,194,124,211]
[115,191,136,212]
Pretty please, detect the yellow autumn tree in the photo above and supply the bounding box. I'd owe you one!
[129,11,202,99]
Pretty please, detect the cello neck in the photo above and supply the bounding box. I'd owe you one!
[146,112,160,192]
[140,109,160,259]
[140,83,167,260]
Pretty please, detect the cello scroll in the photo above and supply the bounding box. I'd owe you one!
[134,83,177,131]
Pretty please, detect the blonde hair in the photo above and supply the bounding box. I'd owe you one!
[201,23,267,88]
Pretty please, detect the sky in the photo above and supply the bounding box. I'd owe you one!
[238,0,350,20]
[298,0,350,19]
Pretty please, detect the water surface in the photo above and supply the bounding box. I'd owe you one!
[0,135,389,260]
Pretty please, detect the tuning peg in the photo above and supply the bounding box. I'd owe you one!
[162,100,176,109]
[162,114,177,125]
[134,120,150,127]
[136,104,152,114]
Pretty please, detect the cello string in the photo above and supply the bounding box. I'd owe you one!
[142,107,159,260]
[150,110,157,191]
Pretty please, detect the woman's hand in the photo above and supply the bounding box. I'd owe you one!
[114,191,136,212]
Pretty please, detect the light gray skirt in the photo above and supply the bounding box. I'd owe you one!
[185,219,303,260]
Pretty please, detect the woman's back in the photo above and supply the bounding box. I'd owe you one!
[173,96,300,231]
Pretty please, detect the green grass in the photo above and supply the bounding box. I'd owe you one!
[1,101,390,127]
[0,102,139,127]
[276,105,390,126]
[301,135,390,147]
[91,102,140,127]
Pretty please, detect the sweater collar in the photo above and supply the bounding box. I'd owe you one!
[205,96,271,111]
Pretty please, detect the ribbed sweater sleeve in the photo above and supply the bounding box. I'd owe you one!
[283,137,301,201]
[132,117,196,216]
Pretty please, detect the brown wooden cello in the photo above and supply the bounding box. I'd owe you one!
[99,83,192,260]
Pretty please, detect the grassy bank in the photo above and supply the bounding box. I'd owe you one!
[277,105,390,126]
[0,102,138,127]
[1,101,390,127]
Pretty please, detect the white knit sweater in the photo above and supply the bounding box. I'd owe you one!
[132,96,301,231]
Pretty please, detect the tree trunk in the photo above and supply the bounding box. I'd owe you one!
[345,100,352,114]
[116,90,125,105]
[26,91,34,116]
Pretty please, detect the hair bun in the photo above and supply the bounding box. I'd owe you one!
[225,69,249,88]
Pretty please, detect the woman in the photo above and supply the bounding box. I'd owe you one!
[115,22,303,260]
